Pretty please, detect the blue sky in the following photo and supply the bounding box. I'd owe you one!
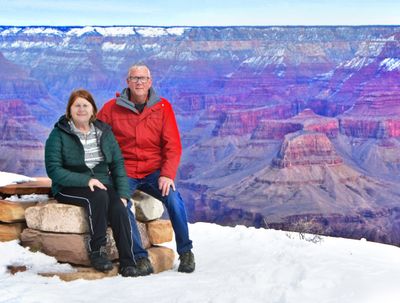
[0,0,399,26]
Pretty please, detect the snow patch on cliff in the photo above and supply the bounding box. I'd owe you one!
[380,58,400,71]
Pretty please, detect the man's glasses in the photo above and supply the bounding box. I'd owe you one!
[127,76,150,83]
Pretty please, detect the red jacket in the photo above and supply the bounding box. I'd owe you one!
[97,87,182,180]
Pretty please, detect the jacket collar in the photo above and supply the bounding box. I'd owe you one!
[116,87,161,113]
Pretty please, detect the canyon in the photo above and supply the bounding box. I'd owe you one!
[1,25,400,246]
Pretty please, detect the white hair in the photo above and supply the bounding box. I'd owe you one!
[127,63,151,78]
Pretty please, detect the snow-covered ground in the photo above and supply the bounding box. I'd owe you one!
[0,171,35,187]
[0,223,399,303]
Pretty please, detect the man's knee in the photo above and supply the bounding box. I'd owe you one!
[165,190,185,209]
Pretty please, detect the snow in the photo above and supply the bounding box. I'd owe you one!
[58,26,187,38]
[66,26,96,37]
[135,27,169,37]
[0,171,35,187]
[101,42,127,52]
[142,43,161,50]
[9,41,58,48]
[0,26,187,39]
[0,27,22,36]
[135,27,187,37]
[0,240,73,275]
[242,54,284,67]
[380,58,400,71]
[342,56,373,69]
[0,223,399,303]
[21,27,64,36]
[0,25,189,45]
[165,27,188,36]
[5,194,49,203]
[94,27,135,37]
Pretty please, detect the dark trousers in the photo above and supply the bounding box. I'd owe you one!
[55,186,138,267]
[128,170,193,255]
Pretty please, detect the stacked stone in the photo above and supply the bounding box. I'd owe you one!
[20,190,175,279]
[0,199,36,241]
[0,178,51,241]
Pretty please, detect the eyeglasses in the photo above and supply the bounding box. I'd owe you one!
[127,76,150,83]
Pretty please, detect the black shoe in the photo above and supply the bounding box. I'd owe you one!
[178,250,195,273]
[119,265,140,277]
[89,247,113,272]
[136,257,154,276]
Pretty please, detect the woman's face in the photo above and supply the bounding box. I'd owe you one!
[70,97,94,126]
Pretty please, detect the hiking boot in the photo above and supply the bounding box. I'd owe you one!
[136,257,154,276]
[119,265,140,277]
[178,250,195,273]
[89,246,113,272]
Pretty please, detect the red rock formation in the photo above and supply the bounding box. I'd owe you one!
[212,104,292,136]
[273,131,343,168]
[291,109,339,138]
[337,65,400,138]
[251,120,303,140]
[328,36,400,138]
[252,109,339,140]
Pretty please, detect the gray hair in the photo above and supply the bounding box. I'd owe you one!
[127,63,151,78]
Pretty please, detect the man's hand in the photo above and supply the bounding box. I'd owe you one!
[158,176,176,197]
[88,178,107,191]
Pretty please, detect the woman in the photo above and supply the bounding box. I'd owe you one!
[45,89,153,277]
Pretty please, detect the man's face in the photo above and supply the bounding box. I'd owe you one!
[126,67,152,101]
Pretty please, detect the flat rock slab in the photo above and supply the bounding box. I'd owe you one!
[39,265,119,281]
[38,246,175,281]
[0,177,52,195]
[25,203,89,233]
[0,222,26,241]
[0,200,37,223]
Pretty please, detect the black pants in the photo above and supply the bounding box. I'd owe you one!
[55,186,136,267]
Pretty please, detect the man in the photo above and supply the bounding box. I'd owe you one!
[98,63,195,273]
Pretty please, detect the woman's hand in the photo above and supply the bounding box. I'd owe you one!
[88,178,107,191]
[120,198,128,206]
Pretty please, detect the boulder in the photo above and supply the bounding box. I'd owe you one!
[0,222,26,241]
[146,219,173,244]
[20,224,151,266]
[148,246,175,274]
[23,203,152,248]
[25,203,89,233]
[133,191,164,222]
[137,221,151,249]
[0,200,37,223]
[21,228,118,265]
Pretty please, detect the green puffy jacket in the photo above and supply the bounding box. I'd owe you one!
[45,115,131,199]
